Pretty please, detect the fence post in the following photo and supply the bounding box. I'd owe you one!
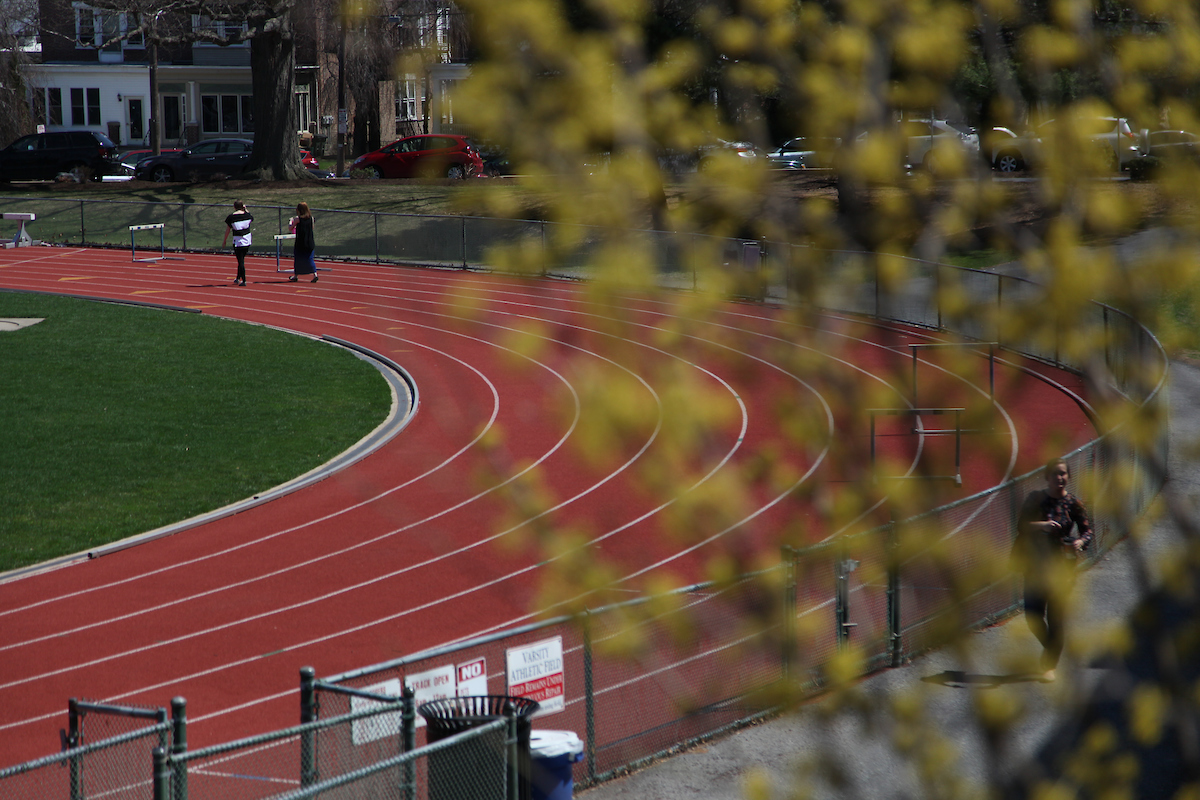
[936,263,943,331]
[781,548,797,682]
[1103,305,1112,380]
[995,273,1004,349]
[886,521,903,667]
[583,610,596,785]
[153,746,170,800]
[401,683,416,800]
[170,697,187,800]
[79,200,86,243]
[835,546,857,650]
[507,714,520,800]
[375,212,381,262]
[180,204,187,251]
[461,216,468,270]
[300,666,318,788]
[155,706,169,781]
[67,697,81,800]
[874,257,881,319]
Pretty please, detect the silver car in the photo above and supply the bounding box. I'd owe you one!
[766,137,840,170]
[1146,129,1199,161]
[900,119,979,171]
[991,117,1143,172]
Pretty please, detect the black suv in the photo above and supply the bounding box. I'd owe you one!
[0,131,119,182]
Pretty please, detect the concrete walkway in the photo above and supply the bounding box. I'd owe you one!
[581,362,1196,799]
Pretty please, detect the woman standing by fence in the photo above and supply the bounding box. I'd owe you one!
[289,202,317,283]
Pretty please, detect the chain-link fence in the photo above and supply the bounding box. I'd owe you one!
[0,716,171,800]
[261,718,510,800]
[153,695,424,800]
[0,196,1169,796]
[312,570,788,791]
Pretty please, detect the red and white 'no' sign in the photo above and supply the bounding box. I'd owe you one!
[457,657,488,696]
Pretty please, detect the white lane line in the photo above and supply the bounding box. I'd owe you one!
[0,251,1032,743]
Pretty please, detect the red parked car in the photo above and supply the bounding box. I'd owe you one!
[300,149,319,168]
[349,134,483,179]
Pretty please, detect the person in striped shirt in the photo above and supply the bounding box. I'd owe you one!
[224,200,254,286]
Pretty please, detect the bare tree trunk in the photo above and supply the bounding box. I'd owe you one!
[0,54,34,148]
[245,8,307,181]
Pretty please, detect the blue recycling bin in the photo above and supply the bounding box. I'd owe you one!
[529,730,584,800]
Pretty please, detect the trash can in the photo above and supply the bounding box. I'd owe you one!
[418,696,541,800]
[529,730,584,800]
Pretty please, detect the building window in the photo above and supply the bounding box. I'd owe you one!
[126,15,144,47]
[70,88,85,125]
[438,79,456,126]
[396,78,422,122]
[201,93,253,134]
[87,88,100,126]
[32,92,46,127]
[46,88,63,126]
[221,95,239,132]
[436,8,449,50]
[74,6,144,53]
[294,86,311,132]
[240,96,253,132]
[192,16,248,45]
[75,6,94,47]
[201,95,219,133]
[99,12,120,53]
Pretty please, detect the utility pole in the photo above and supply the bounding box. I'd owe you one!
[146,11,166,155]
[336,20,347,176]
[148,39,160,154]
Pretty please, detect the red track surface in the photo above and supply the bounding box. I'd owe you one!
[0,246,1096,765]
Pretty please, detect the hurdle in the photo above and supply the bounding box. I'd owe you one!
[129,223,184,262]
[275,233,331,273]
[868,407,965,487]
[2,212,41,248]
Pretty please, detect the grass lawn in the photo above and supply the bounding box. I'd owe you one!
[0,292,391,574]
[0,175,500,217]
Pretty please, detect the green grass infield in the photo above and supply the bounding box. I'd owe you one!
[0,291,391,574]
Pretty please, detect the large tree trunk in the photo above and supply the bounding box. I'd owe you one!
[245,8,307,181]
[0,53,34,149]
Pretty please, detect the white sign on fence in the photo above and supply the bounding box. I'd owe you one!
[405,664,457,727]
[506,636,564,715]
[350,678,403,745]
[457,657,488,696]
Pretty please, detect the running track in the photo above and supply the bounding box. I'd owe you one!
[0,246,1097,765]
